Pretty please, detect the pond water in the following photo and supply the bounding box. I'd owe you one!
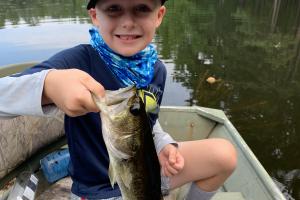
[0,0,299,199]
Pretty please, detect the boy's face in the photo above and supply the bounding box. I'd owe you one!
[89,0,166,57]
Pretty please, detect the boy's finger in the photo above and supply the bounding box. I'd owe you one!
[173,155,184,171]
[166,161,179,175]
[164,166,172,177]
[168,148,177,165]
[81,75,105,98]
[65,105,88,117]
[163,166,168,177]
[82,91,100,113]
[173,162,184,171]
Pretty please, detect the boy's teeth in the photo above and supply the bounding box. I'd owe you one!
[120,35,136,40]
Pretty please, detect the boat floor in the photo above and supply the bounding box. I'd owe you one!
[36,177,71,200]
[36,177,245,200]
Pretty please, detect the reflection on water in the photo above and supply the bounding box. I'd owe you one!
[161,61,191,106]
[0,0,89,28]
[0,0,300,199]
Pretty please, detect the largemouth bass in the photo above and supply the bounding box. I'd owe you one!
[93,86,163,200]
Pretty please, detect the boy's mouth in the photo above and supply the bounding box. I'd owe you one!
[116,35,141,41]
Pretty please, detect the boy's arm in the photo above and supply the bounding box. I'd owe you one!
[153,120,178,154]
[0,69,105,118]
[0,45,105,118]
[0,70,57,118]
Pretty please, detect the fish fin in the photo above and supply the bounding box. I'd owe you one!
[138,89,159,114]
[108,164,117,188]
[119,166,132,189]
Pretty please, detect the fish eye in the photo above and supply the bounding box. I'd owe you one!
[130,103,141,116]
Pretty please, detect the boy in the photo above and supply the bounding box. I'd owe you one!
[0,0,237,199]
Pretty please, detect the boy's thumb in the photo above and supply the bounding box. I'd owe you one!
[81,76,105,98]
[169,147,176,164]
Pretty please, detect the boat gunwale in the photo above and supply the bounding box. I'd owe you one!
[223,120,286,200]
[0,62,39,78]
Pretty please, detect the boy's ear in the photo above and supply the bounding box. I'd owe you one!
[89,8,100,27]
[155,6,166,28]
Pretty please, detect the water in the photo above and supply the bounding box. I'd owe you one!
[0,0,299,199]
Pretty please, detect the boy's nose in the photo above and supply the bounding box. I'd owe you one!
[121,13,136,29]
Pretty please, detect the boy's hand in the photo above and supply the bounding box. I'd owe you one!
[43,69,105,117]
[158,144,184,177]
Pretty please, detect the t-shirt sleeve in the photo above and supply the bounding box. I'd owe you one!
[0,45,88,118]
[0,69,54,118]
[153,120,178,154]
[154,60,167,107]
[148,60,178,152]
[147,60,167,125]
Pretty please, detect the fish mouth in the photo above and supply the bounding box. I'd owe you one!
[105,86,136,106]
[93,86,137,116]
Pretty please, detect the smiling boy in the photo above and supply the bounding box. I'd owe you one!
[0,0,237,200]
[88,0,164,57]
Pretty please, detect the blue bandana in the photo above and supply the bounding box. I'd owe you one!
[89,27,157,88]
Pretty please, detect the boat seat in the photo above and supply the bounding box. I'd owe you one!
[212,192,246,200]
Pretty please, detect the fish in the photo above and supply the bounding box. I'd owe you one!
[93,86,163,200]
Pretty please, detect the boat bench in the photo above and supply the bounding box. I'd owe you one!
[212,192,245,200]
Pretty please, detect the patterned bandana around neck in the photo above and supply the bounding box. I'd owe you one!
[89,27,158,88]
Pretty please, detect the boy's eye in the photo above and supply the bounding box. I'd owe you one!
[134,4,152,13]
[105,5,123,16]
